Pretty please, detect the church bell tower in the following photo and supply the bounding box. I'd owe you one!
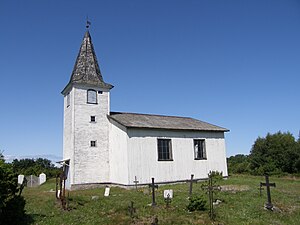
[61,25,113,189]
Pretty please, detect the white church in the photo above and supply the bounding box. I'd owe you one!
[61,28,229,190]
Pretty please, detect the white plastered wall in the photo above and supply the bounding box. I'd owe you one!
[63,88,74,189]
[109,120,129,184]
[126,128,228,185]
[72,85,111,185]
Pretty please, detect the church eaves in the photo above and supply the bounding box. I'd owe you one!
[62,31,113,94]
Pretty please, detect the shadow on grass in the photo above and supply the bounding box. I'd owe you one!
[24,213,48,225]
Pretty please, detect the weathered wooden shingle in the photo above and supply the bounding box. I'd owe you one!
[62,31,113,94]
[109,112,229,132]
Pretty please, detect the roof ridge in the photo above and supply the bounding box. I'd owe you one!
[110,111,193,119]
[109,111,229,132]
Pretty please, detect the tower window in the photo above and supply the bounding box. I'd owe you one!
[90,116,96,122]
[87,89,97,104]
[66,93,70,107]
[90,141,96,147]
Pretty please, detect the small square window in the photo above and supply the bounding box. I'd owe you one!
[91,116,96,122]
[90,141,96,147]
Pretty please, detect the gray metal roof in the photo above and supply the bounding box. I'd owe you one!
[62,31,113,94]
[108,112,229,132]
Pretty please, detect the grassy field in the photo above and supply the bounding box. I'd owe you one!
[22,175,300,225]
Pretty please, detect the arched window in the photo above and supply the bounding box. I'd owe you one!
[87,89,97,104]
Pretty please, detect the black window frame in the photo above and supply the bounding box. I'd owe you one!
[90,116,96,122]
[157,139,173,161]
[90,141,97,147]
[87,89,97,104]
[194,139,207,160]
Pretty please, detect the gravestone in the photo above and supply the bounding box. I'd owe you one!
[149,178,158,207]
[260,175,276,210]
[187,174,197,197]
[133,176,139,190]
[57,190,61,199]
[164,189,173,207]
[39,173,46,185]
[104,186,110,197]
[26,175,39,187]
[18,174,24,185]
[164,189,173,199]
[201,172,221,220]
[128,201,136,218]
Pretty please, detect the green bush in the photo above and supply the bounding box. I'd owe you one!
[187,195,206,211]
[0,153,26,225]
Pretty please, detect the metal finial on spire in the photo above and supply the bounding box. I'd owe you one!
[86,16,91,29]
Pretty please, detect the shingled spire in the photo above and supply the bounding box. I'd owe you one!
[62,30,113,94]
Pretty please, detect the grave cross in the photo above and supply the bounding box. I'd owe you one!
[201,174,221,220]
[128,201,136,218]
[187,174,197,197]
[148,177,158,207]
[260,175,276,210]
[164,193,172,208]
[133,176,139,190]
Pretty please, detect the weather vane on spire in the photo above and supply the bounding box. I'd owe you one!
[86,16,91,29]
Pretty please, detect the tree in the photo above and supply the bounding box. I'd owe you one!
[12,158,61,178]
[249,131,300,175]
[0,153,26,224]
[227,154,250,174]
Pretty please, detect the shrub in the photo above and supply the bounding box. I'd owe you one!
[187,195,206,211]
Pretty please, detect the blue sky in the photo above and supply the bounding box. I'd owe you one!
[0,0,299,161]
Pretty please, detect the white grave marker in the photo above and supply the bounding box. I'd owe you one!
[39,173,46,185]
[104,187,110,197]
[18,174,24,185]
[57,190,61,198]
[164,189,173,199]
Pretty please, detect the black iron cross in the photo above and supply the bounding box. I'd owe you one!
[148,177,158,207]
[260,175,276,210]
[201,174,221,220]
[187,174,197,197]
[133,176,139,190]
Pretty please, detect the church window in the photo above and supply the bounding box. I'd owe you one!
[90,141,96,147]
[87,89,97,104]
[66,93,70,107]
[157,139,173,161]
[90,116,96,122]
[194,139,206,160]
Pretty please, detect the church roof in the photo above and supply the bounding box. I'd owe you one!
[108,112,229,132]
[62,30,113,94]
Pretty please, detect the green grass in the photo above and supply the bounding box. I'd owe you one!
[22,175,300,224]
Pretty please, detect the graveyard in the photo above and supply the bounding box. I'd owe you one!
[21,174,300,225]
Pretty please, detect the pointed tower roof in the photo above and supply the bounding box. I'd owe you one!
[62,30,113,94]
